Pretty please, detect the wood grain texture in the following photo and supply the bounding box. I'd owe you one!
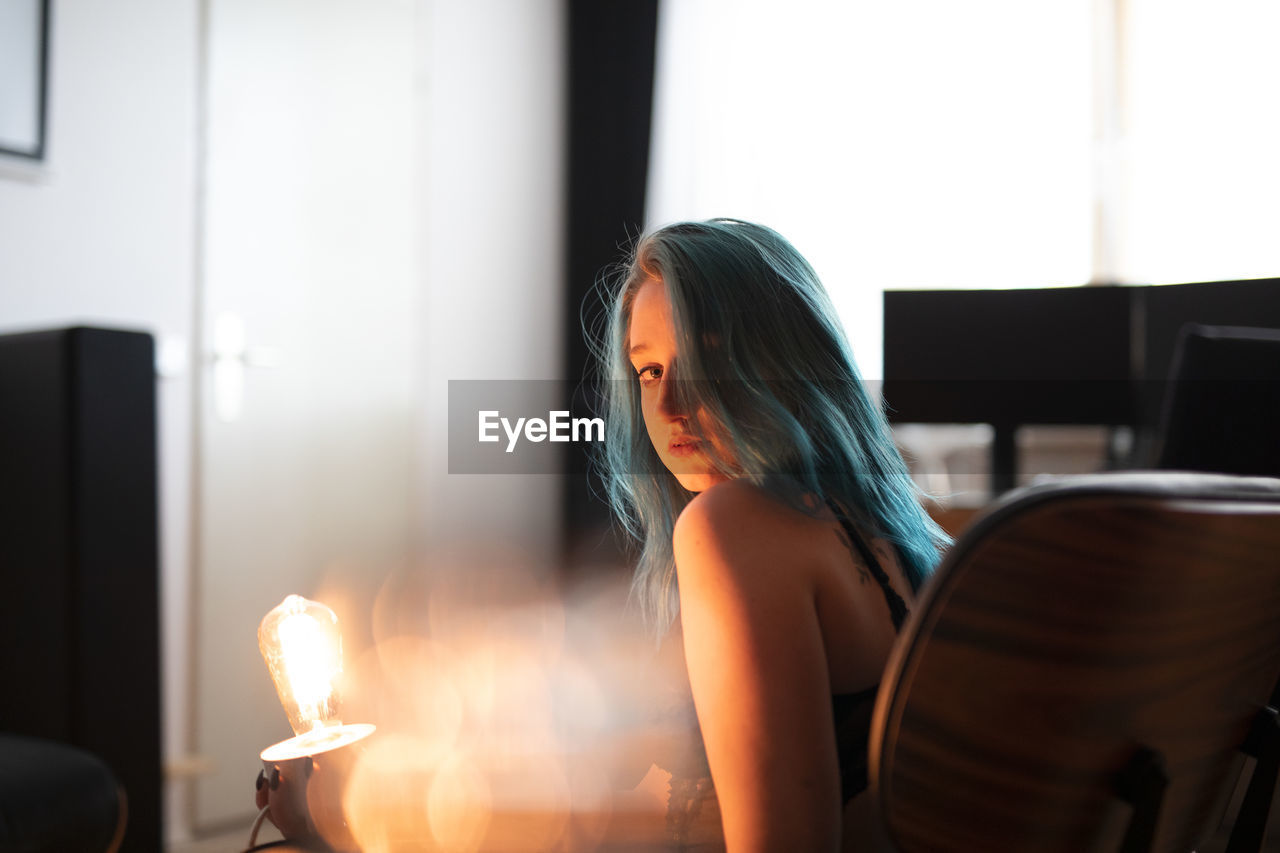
[872,484,1280,853]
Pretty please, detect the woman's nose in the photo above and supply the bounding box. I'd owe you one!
[656,375,686,421]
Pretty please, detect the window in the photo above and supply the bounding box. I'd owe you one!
[646,0,1280,379]
[1120,0,1280,284]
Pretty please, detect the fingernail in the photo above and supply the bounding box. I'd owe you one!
[255,769,266,790]
[270,767,281,790]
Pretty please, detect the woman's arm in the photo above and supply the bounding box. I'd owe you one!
[673,481,842,853]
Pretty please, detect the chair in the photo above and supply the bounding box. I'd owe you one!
[0,734,126,852]
[870,471,1280,852]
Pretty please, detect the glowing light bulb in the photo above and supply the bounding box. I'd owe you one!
[259,594,344,736]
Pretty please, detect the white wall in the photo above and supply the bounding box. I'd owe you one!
[0,0,567,842]
[0,0,200,840]
[192,0,423,830]
[415,0,565,568]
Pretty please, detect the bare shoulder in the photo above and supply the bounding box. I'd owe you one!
[675,478,786,531]
[672,480,844,850]
[672,480,820,590]
[674,480,802,551]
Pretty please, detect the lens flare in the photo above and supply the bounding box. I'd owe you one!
[428,756,491,853]
[336,565,683,850]
[343,733,444,853]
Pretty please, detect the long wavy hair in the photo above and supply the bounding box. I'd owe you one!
[589,219,949,634]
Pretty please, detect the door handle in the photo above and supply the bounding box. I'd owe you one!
[211,312,282,422]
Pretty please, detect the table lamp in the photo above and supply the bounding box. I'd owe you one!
[249,594,375,851]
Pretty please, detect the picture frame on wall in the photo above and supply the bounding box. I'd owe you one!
[0,0,51,161]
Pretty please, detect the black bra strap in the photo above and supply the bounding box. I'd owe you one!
[824,497,909,630]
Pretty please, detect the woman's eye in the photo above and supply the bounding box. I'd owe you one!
[636,366,662,386]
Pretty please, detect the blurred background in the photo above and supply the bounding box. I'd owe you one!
[1,0,1278,848]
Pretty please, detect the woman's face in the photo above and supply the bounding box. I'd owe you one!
[627,277,731,493]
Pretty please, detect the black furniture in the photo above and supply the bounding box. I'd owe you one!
[0,733,125,851]
[870,471,1280,852]
[0,327,162,852]
[1154,324,1280,478]
[882,277,1280,493]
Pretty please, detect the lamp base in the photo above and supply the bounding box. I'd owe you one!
[260,723,376,763]
[258,723,375,851]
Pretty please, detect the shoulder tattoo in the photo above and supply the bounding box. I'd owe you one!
[832,526,872,586]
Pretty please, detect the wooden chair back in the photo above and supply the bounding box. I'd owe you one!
[871,472,1280,852]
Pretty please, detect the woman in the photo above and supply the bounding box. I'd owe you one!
[594,219,948,852]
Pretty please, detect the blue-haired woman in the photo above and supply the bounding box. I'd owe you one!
[595,219,949,852]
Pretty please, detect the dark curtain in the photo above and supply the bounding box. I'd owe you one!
[562,0,660,570]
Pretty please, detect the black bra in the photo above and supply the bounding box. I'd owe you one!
[823,497,909,802]
[824,498,909,631]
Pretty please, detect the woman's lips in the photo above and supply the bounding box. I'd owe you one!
[668,436,702,457]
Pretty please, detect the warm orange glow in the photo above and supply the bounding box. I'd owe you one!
[428,757,491,853]
[343,734,434,853]
[371,637,464,763]
[324,567,697,850]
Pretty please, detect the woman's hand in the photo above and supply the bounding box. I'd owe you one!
[253,758,314,841]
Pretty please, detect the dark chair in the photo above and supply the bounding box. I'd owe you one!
[1154,324,1280,477]
[870,472,1280,852]
[0,734,126,852]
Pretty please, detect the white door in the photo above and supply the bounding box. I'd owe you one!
[194,0,418,827]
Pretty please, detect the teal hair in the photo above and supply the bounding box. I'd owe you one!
[590,219,949,634]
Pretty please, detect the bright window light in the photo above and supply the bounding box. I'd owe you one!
[647,0,1280,377]
[647,0,1093,378]
[1120,0,1280,284]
